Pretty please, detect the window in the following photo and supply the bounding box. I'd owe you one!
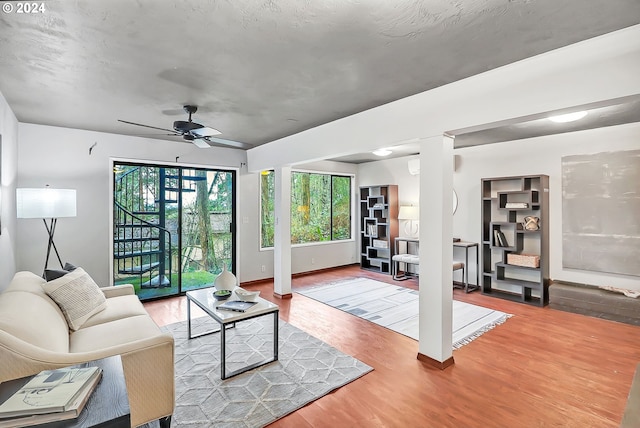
[260,171,352,248]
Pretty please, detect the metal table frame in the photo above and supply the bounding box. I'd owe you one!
[186,289,279,380]
[393,238,480,293]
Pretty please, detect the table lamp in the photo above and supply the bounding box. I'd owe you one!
[398,205,419,237]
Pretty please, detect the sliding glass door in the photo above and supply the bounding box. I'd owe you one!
[113,162,236,300]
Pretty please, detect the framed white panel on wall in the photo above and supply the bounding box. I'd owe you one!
[562,149,640,277]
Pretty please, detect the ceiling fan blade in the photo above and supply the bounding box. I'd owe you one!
[190,126,222,138]
[204,136,252,149]
[118,119,177,134]
[191,138,211,149]
[132,133,181,137]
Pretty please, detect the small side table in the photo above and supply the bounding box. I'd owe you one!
[0,356,130,428]
[453,241,479,293]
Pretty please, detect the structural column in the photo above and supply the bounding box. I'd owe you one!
[273,166,292,298]
[417,134,454,368]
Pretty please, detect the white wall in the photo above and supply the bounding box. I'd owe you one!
[358,155,420,207]
[358,122,640,291]
[0,91,19,290]
[455,122,640,291]
[17,123,246,286]
[16,124,357,286]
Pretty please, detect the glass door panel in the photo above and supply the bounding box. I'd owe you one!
[113,162,235,300]
[179,168,235,292]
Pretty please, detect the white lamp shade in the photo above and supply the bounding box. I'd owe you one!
[16,188,77,219]
[398,205,419,220]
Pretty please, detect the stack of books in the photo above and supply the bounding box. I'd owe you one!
[0,366,102,427]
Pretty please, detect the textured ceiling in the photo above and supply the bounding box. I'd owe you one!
[1,0,639,152]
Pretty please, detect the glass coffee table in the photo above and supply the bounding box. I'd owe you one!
[185,287,279,380]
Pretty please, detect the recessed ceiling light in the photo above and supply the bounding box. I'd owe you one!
[373,148,392,156]
[548,111,588,123]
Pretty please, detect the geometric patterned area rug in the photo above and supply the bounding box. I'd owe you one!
[296,277,512,349]
[144,316,372,428]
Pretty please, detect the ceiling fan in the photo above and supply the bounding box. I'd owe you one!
[118,105,249,149]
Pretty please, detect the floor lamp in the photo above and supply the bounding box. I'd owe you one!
[16,187,77,276]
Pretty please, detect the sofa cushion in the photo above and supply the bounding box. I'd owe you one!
[81,295,148,328]
[0,291,70,353]
[69,315,163,353]
[42,268,107,331]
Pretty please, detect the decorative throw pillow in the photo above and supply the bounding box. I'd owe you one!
[44,262,79,281]
[63,262,78,271]
[41,267,107,331]
[44,269,70,281]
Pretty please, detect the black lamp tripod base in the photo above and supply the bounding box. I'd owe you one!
[43,218,64,277]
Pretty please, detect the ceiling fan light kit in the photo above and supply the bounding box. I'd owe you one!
[173,120,201,132]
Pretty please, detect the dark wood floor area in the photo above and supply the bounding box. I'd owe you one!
[143,265,640,428]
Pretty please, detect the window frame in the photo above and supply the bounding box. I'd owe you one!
[259,169,355,250]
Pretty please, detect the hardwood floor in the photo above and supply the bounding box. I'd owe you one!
[143,265,640,427]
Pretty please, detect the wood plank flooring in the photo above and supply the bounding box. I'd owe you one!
[143,265,640,428]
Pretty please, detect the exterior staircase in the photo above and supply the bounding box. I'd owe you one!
[113,166,205,289]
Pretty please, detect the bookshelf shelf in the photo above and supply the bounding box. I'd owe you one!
[481,175,549,306]
[359,185,398,274]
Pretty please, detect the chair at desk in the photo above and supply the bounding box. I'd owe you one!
[452,262,466,291]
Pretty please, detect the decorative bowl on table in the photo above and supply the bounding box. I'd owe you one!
[212,289,232,301]
[234,288,260,302]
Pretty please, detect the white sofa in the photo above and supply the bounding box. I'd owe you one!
[0,271,174,428]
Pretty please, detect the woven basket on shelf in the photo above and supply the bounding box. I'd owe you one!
[507,253,540,268]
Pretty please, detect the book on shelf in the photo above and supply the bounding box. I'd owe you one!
[504,202,528,209]
[493,230,508,247]
[0,366,102,426]
[497,230,508,247]
[217,300,258,312]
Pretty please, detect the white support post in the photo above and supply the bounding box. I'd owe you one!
[417,135,454,368]
[273,166,292,298]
